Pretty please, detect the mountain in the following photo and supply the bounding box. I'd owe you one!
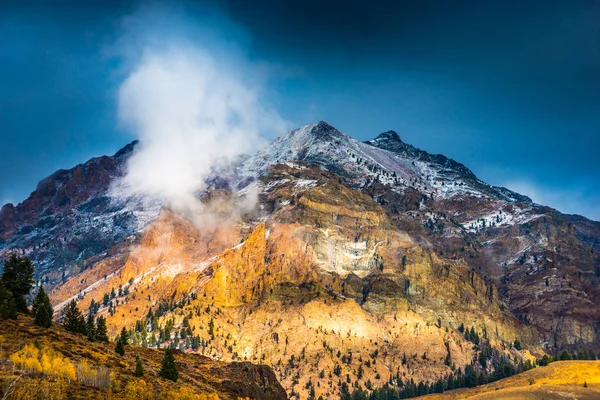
[1,121,599,399]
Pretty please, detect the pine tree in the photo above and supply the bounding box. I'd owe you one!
[32,286,53,328]
[96,316,109,342]
[1,254,35,313]
[208,318,215,338]
[159,349,178,382]
[513,339,521,351]
[115,338,125,356]
[86,314,96,341]
[0,280,17,320]
[88,299,99,316]
[135,354,144,376]
[63,300,85,334]
[118,326,129,345]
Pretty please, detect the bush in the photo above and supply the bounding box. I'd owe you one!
[123,379,154,399]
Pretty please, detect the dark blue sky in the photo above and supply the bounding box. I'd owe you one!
[1,0,599,220]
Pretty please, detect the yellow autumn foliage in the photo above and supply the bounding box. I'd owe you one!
[123,379,155,399]
[9,377,68,400]
[76,359,111,388]
[9,343,76,381]
[159,387,220,400]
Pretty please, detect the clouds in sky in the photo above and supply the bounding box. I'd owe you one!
[114,5,287,221]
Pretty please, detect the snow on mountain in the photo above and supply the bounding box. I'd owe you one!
[234,122,528,202]
[223,121,539,233]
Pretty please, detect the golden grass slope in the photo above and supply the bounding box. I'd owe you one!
[422,361,600,400]
[0,315,287,400]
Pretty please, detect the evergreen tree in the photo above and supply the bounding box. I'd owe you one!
[0,280,17,319]
[135,354,144,377]
[513,339,521,351]
[159,348,179,382]
[63,299,86,334]
[208,318,215,338]
[88,299,100,316]
[31,286,53,328]
[96,316,109,342]
[86,313,96,341]
[118,326,129,345]
[1,255,34,312]
[115,338,125,356]
[559,350,573,361]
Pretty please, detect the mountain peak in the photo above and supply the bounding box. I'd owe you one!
[113,140,139,159]
[374,130,402,142]
[306,120,345,139]
[314,120,336,130]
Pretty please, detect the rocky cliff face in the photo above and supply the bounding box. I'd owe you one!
[2,122,599,399]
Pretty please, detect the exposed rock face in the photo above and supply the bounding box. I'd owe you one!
[217,361,289,400]
[2,121,600,398]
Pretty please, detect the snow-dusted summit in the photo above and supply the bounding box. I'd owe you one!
[235,121,530,205]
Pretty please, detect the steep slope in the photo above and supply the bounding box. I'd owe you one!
[359,127,600,349]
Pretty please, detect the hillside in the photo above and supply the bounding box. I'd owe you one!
[0,315,287,400]
[422,361,600,399]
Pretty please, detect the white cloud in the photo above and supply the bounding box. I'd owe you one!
[112,5,288,225]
